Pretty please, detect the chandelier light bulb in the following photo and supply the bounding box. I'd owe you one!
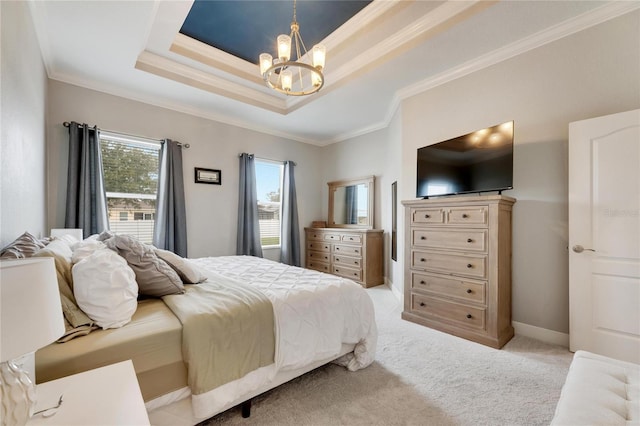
[281,70,293,91]
[277,34,291,62]
[312,44,326,70]
[259,53,273,76]
[311,70,322,87]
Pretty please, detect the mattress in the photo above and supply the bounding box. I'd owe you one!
[35,298,186,401]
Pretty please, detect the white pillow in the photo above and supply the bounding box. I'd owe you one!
[72,248,138,329]
[71,239,106,264]
[155,248,207,284]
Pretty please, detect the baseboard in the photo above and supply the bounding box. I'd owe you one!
[512,321,569,348]
[384,278,404,304]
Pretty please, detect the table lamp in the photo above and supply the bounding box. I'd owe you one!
[1,258,65,426]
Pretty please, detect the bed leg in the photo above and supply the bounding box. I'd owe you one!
[241,399,252,418]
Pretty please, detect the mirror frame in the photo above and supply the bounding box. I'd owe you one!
[327,175,375,229]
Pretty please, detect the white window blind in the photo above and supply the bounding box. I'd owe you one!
[255,159,283,247]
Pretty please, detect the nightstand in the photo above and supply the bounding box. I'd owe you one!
[28,360,150,425]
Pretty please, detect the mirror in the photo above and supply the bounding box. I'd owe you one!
[328,176,375,228]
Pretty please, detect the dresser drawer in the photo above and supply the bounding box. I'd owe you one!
[341,234,362,244]
[307,260,330,273]
[307,241,330,252]
[447,206,488,225]
[411,272,486,304]
[323,233,343,242]
[412,293,486,330]
[333,244,362,257]
[307,250,330,262]
[412,250,486,279]
[307,231,326,241]
[333,255,361,269]
[333,265,362,281]
[412,229,487,252]
[412,208,445,224]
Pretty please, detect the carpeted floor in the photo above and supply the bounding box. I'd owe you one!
[200,286,573,425]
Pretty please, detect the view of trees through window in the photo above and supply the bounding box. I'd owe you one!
[100,133,160,244]
[255,160,283,247]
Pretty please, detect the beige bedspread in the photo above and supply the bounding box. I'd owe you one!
[161,273,275,395]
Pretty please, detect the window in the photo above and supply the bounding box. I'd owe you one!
[100,132,160,244]
[255,160,283,247]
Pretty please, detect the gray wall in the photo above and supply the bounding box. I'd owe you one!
[46,81,324,260]
[399,11,640,335]
[0,1,48,247]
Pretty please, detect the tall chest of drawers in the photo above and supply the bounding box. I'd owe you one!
[401,195,516,348]
[304,228,383,288]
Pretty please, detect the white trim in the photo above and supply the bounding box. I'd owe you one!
[513,321,569,348]
[323,1,640,145]
[27,0,54,77]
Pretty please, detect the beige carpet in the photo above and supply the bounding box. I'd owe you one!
[202,286,573,425]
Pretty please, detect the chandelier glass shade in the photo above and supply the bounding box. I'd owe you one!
[259,0,326,96]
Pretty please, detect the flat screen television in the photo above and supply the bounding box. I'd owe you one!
[416,121,514,198]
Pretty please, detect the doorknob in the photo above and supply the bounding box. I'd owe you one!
[572,245,596,253]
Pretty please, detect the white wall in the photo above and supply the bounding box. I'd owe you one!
[46,81,324,259]
[399,11,640,335]
[0,1,48,247]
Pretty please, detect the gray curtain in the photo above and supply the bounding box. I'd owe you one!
[64,122,110,237]
[153,139,188,257]
[280,161,301,266]
[346,185,358,224]
[237,153,263,257]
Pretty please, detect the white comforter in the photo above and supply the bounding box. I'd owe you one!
[186,255,377,418]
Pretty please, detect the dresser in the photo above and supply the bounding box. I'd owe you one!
[305,228,383,288]
[401,195,516,348]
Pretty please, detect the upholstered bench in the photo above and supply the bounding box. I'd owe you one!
[551,350,639,425]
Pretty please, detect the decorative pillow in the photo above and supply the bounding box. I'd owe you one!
[96,230,115,241]
[32,239,97,340]
[73,248,138,329]
[0,231,46,259]
[103,235,184,297]
[71,240,106,264]
[155,248,207,284]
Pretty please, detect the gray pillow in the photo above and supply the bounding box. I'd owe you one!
[104,235,184,297]
[0,231,47,259]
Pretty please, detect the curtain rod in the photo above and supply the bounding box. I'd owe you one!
[239,153,296,166]
[62,122,190,148]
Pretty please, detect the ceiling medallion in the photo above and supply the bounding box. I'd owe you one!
[259,0,326,96]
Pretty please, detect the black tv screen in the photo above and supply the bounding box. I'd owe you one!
[416,121,514,198]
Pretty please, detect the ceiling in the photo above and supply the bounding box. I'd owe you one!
[28,1,638,146]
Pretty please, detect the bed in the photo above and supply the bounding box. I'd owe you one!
[26,233,377,423]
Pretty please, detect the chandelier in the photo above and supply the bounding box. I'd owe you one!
[259,0,326,96]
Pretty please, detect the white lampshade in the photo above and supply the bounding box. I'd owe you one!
[277,34,291,62]
[312,44,326,70]
[281,70,293,92]
[1,258,65,362]
[259,53,273,76]
[50,228,83,241]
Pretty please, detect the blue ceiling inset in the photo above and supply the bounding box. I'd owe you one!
[180,1,371,64]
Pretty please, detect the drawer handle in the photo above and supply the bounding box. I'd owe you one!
[353,272,358,276]
[420,280,426,285]
[425,214,430,218]
[336,258,340,262]
[467,238,473,243]
[466,314,473,319]
[349,237,354,241]
[419,302,426,307]
[336,269,340,272]
[421,258,426,262]
[355,261,359,265]
[336,247,340,250]
[420,236,426,240]
[355,250,359,253]
[466,289,472,294]
[467,263,473,269]
[462,214,469,218]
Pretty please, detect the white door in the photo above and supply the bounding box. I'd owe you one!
[569,109,640,364]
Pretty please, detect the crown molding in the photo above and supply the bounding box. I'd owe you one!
[326,0,640,146]
[27,0,54,77]
[135,50,288,114]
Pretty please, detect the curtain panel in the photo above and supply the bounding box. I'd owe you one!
[280,161,301,266]
[153,139,188,257]
[236,153,263,257]
[64,122,110,237]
